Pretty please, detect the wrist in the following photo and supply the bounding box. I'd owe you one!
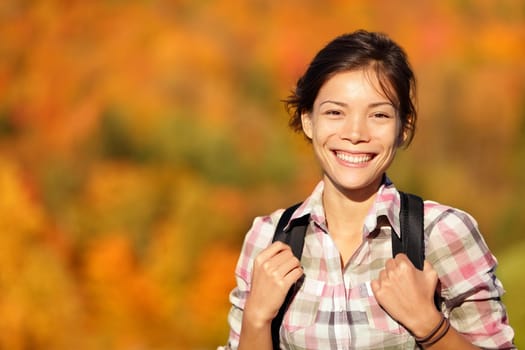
[243,302,274,330]
[409,310,443,338]
[413,314,451,347]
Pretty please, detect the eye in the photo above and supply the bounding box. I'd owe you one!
[324,110,343,117]
[372,112,392,119]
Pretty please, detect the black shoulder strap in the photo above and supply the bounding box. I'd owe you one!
[392,191,425,270]
[393,192,441,310]
[271,203,308,350]
[272,202,307,259]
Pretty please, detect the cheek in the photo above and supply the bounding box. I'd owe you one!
[312,119,339,139]
[311,129,332,148]
[375,128,400,150]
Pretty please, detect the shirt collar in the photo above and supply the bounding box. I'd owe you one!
[284,175,402,238]
[364,176,402,238]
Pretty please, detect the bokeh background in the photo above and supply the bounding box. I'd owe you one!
[0,0,524,349]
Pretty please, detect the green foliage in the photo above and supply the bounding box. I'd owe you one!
[98,108,141,161]
[498,241,525,348]
[0,109,19,137]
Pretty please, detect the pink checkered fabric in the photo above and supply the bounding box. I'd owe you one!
[223,177,515,349]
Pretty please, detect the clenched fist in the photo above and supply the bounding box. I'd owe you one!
[244,241,304,328]
[371,253,441,336]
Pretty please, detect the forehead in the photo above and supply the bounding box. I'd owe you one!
[315,68,393,105]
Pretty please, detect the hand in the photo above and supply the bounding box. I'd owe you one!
[244,241,304,328]
[371,254,440,335]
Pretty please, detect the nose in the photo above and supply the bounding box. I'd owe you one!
[340,115,370,144]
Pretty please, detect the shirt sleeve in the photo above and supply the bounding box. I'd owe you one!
[425,206,516,349]
[222,213,279,350]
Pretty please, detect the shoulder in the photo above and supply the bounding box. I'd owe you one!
[422,199,495,269]
[242,208,284,253]
[422,200,497,284]
[232,209,284,285]
[423,200,480,236]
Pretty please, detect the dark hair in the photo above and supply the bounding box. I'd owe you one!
[284,30,417,147]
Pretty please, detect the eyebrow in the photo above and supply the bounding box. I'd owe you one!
[319,100,394,108]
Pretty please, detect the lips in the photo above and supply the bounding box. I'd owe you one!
[334,151,374,164]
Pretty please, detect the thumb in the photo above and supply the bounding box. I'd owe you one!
[423,260,433,272]
[422,260,439,287]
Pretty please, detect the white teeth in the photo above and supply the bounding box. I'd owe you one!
[335,152,372,164]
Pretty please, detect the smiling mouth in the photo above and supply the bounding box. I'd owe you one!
[335,151,374,164]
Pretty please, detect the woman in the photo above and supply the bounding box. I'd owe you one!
[222,30,515,349]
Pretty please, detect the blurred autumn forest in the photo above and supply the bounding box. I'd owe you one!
[0,0,524,349]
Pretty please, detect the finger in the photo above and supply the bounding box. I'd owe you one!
[422,260,434,273]
[394,253,418,274]
[256,245,300,284]
[282,265,304,286]
[371,279,381,294]
[255,241,292,265]
[271,246,298,265]
[271,253,301,279]
[265,265,303,295]
[378,269,388,283]
[266,240,292,257]
[423,260,438,286]
[261,245,298,270]
[393,253,410,265]
[384,257,397,271]
[371,279,389,304]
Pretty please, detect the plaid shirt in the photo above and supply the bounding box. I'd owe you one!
[223,178,515,349]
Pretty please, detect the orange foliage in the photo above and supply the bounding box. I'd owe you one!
[0,159,81,350]
[184,244,238,345]
[83,233,167,347]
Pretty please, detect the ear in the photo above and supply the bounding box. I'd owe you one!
[397,127,408,147]
[396,116,409,147]
[301,112,313,140]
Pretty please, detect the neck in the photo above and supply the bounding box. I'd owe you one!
[321,177,381,237]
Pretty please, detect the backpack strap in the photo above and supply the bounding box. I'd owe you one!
[393,191,442,310]
[271,202,308,350]
[272,202,308,259]
[392,191,425,270]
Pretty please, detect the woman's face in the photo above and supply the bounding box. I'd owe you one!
[301,68,402,198]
